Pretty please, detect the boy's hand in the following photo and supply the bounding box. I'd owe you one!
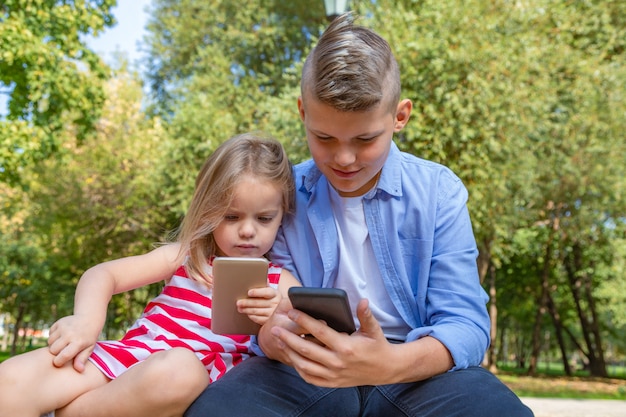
[47,314,100,373]
[237,287,281,325]
[266,299,395,386]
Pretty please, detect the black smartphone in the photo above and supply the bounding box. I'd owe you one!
[211,257,269,335]
[288,287,356,334]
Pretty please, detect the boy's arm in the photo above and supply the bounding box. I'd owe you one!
[48,244,183,371]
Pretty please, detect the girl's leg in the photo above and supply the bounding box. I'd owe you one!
[59,347,209,417]
[0,347,108,417]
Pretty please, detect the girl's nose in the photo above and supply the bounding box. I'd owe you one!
[238,220,256,238]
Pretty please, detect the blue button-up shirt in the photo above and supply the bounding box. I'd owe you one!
[269,142,490,370]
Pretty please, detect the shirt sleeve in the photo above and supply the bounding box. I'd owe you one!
[407,172,490,370]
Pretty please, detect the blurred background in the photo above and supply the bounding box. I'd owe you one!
[1,0,625,395]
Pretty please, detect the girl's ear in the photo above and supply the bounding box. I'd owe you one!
[394,99,412,132]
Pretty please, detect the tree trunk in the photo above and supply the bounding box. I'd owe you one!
[546,292,572,376]
[528,269,548,376]
[564,244,608,377]
[1,314,9,351]
[477,238,493,369]
[487,263,498,373]
[10,303,26,357]
[528,217,556,376]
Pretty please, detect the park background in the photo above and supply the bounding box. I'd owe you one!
[1,0,625,399]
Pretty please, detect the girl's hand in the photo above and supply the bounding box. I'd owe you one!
[47,314,101,372]
[237,287,282,325]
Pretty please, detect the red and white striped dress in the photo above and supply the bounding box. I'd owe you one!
[88,262,281,383]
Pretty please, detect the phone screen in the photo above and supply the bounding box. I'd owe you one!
[288,287,356,334]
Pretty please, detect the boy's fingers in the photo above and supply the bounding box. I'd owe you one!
[355,299,382,337]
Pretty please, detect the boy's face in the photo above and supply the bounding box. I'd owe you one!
[298,93,411,197]
[213,175,284,258]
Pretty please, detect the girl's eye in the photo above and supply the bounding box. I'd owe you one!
[258,216,274,223]
[224,215,238,221]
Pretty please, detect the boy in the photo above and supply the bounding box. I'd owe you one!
[185,13,533,417]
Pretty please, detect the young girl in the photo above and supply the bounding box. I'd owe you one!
[0,133,299,417]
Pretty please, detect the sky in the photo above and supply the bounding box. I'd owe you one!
[85,0,153,66]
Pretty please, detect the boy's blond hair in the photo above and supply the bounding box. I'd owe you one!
[301,13,401,113]
[175,133,294,286]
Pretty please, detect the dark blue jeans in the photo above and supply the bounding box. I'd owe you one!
[184,356,534,417]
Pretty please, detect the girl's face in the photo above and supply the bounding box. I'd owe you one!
[213,175,284,258]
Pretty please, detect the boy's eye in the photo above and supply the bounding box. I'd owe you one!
[357,136,377,143]
[315,133,377,143]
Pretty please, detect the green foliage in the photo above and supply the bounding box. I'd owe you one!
[145,0,326,115]
[1,69,167,337]
[144,0,324,217]
[0,0,116,185]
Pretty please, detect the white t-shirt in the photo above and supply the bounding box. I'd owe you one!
[329,187,410,341]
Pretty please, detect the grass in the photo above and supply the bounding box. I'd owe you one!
[497,372,626,400]
[495,363,626,400]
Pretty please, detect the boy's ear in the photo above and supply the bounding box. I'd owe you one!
[394,99,413,132]
[297,96,306,122]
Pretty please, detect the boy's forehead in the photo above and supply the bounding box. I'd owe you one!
[302,96,392,137]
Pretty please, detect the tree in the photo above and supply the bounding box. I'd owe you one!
[0,182,59,354]
[0,0,116,185]
[0,67,168,345]
[145,0,326,117]
[143,0,321,216]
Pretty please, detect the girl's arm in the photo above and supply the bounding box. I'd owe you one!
[48,243,184,371]
[276,269,301,297]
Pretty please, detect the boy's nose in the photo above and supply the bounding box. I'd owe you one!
[334,146,356,167]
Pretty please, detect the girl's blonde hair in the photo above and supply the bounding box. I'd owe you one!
[174,133,294,286]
